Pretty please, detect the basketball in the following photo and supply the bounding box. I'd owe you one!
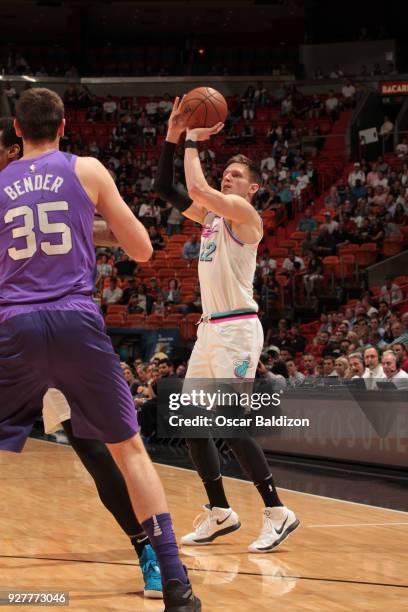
[179,87,228,128]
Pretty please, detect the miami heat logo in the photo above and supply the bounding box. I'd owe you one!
[233,357,251,379]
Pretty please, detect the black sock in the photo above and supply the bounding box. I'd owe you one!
[255,475,283,507]
[203,475,230,509]
[130,532,149,559]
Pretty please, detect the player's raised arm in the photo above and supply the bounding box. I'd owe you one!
[76,156,152,262]
[183,124,260,228]
[154,97,206,224]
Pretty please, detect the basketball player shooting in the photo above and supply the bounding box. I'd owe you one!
[0,90,200,611]
[155,96,299,553]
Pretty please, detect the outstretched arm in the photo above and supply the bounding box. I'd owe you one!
[154,97,206,224]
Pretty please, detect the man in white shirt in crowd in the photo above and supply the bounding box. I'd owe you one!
[103,278,123,305]
[342,80,356,105]
[363,346,384,389]
[282,248,305,273]
[322,211,339,234]
[286,359,305,387]
[158,94,173,117]
[380,351,408,389]
[325,90,339,120]
[258,249,277,275]
[348,162,366,187]
[260,151,276,172]
[145,97,158,119]
[103,95,117,120]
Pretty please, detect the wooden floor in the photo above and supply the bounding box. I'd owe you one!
[1,439,407,611]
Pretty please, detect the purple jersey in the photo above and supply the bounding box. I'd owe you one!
[0,150,97,321]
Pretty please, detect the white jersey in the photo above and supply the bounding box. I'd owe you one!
[198,212,260,315]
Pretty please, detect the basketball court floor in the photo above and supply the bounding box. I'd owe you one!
[1,439,407,611]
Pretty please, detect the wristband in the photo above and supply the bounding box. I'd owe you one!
[185,140,199,149]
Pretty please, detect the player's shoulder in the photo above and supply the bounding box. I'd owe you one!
[76,155,104,172]
[75,156,108,185]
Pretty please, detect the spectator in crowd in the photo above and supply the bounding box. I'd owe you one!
[396,138,408,159]
[166,203,185,235]
[335,356,349,378]
[391,342,408,373]
[286,359,305,387]
[96,254,112,279]
[301,353,316,378]
[380,276,403,305]
[258,248,277,276]
[330,65,344,78]
[342,80,356,107]
[138,200,161,227]
[314,226,337,256]
[165,278,181,305]
[121,278,138,305]
[303,253,323,300]
[348,162,366,187]
[282,248,305,273]
[363,346,384,388]
[103,277,123,305]
[322,356,337,377]
[297,209,317,234]
[114,253,137,278]
[325,90,339,121]
[103,94,117,120]
[261,151,276,172]
[182,234,200,260]
[381,350,408,388]
[349,352,365,378]
[322,211,339,234]
[288,324,306,353]
[148,277,164,302]
[379,115,394,151]
[378,300,392,327]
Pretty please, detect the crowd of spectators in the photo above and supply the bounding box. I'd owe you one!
[257,304,408,389]
[313,61,397,80]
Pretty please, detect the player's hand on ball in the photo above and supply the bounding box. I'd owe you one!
[166,96,187,143]
[186,122,224,142]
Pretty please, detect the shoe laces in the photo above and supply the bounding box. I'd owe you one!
[192,509,212,535]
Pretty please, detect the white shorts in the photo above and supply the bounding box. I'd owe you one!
[42,388,71,434]
[186,317,264,379]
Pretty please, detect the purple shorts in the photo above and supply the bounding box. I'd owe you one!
[0,309,139,452]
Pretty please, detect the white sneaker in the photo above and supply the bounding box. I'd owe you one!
[181,505,241,546]
[248,506,299,553]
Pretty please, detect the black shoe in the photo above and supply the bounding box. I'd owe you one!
[163,578,201,611]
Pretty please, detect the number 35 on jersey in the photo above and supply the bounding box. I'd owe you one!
[4,201,72,261]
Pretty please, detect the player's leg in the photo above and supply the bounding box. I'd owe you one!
[182,324,240,545]
[48,310,200,610]
[212,317,299,552]
[61,418,162,599]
